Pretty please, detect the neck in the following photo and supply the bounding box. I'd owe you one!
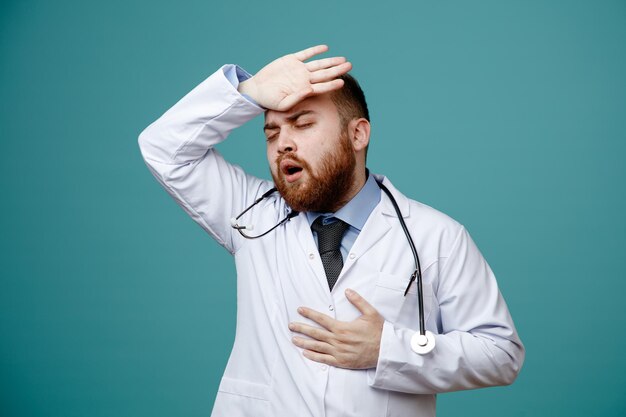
[329,167,367,213]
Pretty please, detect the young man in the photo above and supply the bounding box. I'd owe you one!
[139,45,524,417]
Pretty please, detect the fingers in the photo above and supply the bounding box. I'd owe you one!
[276,75,344,111]
[289,321,334,341]
[294,44,328,61]
[302,350,337,366]
[292,336,333,354]
[305,56,346,72]
[311,79,345,95]
[277,87,314,111]
[309,61,353,84]
[345,289,378,316]
[297,307,338,331]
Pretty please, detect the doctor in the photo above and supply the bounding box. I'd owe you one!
[138,45,524,417]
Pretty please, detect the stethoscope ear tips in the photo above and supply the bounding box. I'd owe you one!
[411,330,436,355]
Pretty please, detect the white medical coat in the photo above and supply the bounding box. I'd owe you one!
[138,65,525,417]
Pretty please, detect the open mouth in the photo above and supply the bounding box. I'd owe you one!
[280,160,304,183]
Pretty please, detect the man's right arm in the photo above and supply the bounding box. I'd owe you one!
[138,45,352,252]
[138,65,266,253]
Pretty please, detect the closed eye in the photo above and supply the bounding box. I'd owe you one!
[265,129,279,141]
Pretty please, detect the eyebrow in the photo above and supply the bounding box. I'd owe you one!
[264,110,317,131]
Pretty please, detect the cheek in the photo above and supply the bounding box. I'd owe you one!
[266,150,277,174]
[266,149,276,172]
[268,160,278,177]
[266,144,277,162]
[309,137,333,160]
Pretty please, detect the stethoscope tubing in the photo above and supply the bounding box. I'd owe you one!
[376,181,426,337]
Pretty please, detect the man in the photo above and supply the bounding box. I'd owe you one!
[138,45,524,417]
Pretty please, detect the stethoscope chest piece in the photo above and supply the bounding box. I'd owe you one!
[411,331,436,355]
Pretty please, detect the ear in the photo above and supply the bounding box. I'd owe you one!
[348,118,370,152]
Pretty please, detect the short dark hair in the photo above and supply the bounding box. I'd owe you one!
[330,73,370,127]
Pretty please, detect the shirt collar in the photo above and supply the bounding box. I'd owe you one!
[306,171,381,231]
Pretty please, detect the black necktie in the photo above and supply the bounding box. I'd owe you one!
[311,217,349,291]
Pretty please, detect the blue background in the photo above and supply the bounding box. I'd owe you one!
[1,1,625,416]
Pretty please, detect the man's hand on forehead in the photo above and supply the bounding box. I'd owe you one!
[238,45,352,112]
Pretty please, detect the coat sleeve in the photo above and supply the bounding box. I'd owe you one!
[138,65,268,253]
[368,226,525,394]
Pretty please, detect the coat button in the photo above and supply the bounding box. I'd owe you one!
[309,253,315,260]
[328,305,334,311]
[320,364,328,371]
[349,253,356,260]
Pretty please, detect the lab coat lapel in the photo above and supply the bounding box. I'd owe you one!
[290,211,333,293]
[341,204,391,275]
[376,175,411,219]
[339,175,411,277]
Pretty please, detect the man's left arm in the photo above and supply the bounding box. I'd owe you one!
[290,226,525,394]
[367,226,525,394]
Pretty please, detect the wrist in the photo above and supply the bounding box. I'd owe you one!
[237,78,258,102]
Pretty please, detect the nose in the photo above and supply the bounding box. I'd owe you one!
[277,129,297,154]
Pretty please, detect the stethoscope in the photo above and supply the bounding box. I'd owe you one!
[230,178,436,355]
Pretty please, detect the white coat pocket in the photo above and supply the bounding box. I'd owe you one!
[212,377,270,417]
[373,273,433,329]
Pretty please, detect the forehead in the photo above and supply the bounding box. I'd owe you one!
[264,93,339,125]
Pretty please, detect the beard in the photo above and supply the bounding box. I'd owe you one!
[271,130,356,213]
